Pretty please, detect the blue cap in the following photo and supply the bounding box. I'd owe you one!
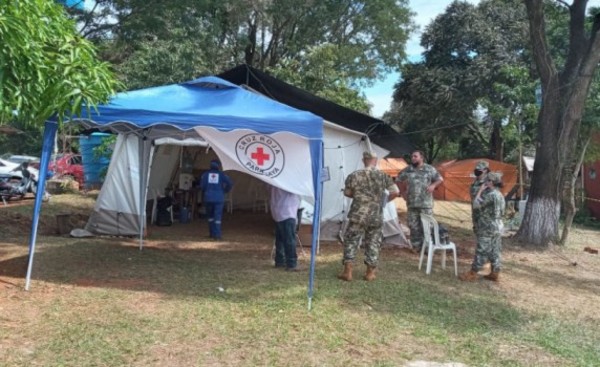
[210,159,220,169]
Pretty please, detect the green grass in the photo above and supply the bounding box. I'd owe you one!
[1,238,598,367]
[1,195,599,366]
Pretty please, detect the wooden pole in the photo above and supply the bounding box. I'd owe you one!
[519,121,524,200]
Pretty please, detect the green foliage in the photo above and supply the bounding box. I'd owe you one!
[92,134,115,181]
[571,206,600,229]
[115,39,213,90]
[388,0,532,161]
[268,44,372,113]
[0,0,121,127]
[0,120,44,155]
[79,0,414,108]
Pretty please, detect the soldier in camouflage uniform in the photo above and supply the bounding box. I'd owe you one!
[460,172,506,282]
[396,151,443,253]
[470,160,490,235]
[338,150,399,282]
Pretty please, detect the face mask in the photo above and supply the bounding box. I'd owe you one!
[474,169,483,177]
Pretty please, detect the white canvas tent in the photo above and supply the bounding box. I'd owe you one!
[85,120,408,246]
[26,77,326,310]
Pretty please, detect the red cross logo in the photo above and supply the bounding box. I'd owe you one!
[251,147,270,166]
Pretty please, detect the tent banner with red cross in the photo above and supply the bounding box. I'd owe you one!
[195,127,315,198]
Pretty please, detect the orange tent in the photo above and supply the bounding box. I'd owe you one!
[378,158,408,179]
[434,159,517,202]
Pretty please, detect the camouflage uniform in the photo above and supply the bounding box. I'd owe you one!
[343,166,397,266]
[471,187,505,272]
[397,164,442,251]
[470,161,489,235]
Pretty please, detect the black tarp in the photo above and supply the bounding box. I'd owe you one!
[218,64,413,158]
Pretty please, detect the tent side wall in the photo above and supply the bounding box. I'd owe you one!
[85,134,151,236]
[435,159,518,202]
[86,128,409,247]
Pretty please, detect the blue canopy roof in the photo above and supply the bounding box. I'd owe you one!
[68,76,323,139]
[35,76,324,307]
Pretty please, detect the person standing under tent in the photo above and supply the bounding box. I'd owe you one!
[460,172,505,282]
[198,159,233,240]
[270,185,301,271]
[338,151,399,282]
[470,160,490,236]
[396,150,443,253]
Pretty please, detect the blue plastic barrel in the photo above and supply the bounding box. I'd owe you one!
[179,207,190,223]
[80,132,112,189]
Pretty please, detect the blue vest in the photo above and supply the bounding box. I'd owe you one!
[199,169,232,203]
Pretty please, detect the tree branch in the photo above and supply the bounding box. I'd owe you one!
[580,12,600,76]
[523,0,558,86]
[561,0,589,85]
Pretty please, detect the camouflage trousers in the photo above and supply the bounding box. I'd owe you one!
[342,220,383,267]
[407,207,433,251]
[471,208,479,235]
[471,233,502,272]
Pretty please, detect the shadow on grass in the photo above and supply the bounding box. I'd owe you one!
[508,261,600,294]
[0,236,524,336]
[316,258,524,335]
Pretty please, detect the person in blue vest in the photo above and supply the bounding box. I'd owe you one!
[199,159,233,240]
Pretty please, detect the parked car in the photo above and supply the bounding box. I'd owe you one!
[49,153,84,186]
[6,155,41,169]
[0,158,42,180]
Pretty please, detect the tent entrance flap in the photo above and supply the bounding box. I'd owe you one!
[85,134,151,237]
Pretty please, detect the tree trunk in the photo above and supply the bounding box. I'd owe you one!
[559,136,590,245]
[517,0,600,247]
[516,85,562,246]
[490,119,503,161]
[559,169,576,246]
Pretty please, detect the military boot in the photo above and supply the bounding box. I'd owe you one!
[337,262,353,281]
[483,271,500,282]
[364,265,377,281]
[459,270,479,281]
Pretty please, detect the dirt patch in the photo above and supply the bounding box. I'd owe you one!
[73,278,151,289]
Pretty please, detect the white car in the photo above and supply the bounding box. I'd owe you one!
[0,158,41,180]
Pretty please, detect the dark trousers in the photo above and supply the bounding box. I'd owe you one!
[274,218,297,269]
[205,202,224,239]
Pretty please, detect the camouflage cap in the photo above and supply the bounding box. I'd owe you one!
[487,172,502,184]
[475,160,489,170]
[363,151,378,159]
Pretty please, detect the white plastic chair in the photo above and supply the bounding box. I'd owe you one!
[419,213,458,276]
[252,187,269,213]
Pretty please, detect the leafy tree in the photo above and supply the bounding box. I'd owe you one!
[0,0,120,127]
[75,0,414,110]
[387,0,534,162]
[268,44,372,113]
[517,0,600,247]
[0,121,44,156]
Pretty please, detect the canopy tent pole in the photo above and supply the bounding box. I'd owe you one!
[25,121,58,290]
[307,140,324,311]
[138,134,151,250]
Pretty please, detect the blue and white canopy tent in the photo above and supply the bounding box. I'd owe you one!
[25,76,324,309]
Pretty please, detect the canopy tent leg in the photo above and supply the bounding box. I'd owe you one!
[25,121,58,290]
[307,141,324,311]
[138,134,152,251]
